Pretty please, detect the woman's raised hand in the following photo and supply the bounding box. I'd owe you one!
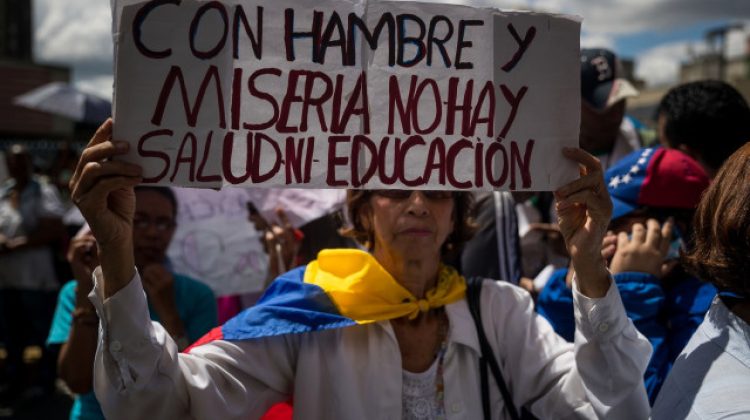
[554,147,612,298]
[69,119,142,296]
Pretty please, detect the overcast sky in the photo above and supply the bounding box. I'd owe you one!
[32,0,750,99]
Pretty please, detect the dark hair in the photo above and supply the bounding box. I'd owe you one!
[341,190,476,260]
[683,142,750,297]
[656,80,750,172]
[134,186,178,218]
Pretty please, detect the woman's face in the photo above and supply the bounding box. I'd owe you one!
[362,190,455,261]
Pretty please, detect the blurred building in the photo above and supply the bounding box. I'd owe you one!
[680,24,749,83]
[0,0,32,60]
[679,24,750,102]
[0,0,74,177]
[619,58,647,91]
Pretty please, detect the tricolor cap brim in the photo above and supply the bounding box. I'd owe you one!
[610,194,639,221]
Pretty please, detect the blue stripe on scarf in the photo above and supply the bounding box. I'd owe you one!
[221,266,356,340]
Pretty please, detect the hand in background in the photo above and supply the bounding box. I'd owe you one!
[141,264,187,341]
[141,264,177,314]
[249,207,303,287]
[267,209,301,272]
[67,231,100,305]
[610,219,673,278]
[601,231,618,261]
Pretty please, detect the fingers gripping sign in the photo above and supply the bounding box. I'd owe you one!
[69,119,144,297]
[554,147,613,297]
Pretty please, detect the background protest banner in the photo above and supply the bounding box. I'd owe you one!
[112,0,580,190]
[168,187,345,295]
[168,187,268,295]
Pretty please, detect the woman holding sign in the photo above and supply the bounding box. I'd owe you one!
[70,119,650,419]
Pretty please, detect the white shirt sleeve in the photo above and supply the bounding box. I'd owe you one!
[88,267,295,420]
[571,279,652,419]
[484,277,651,419]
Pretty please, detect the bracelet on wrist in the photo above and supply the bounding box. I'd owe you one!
[72,307,99,327]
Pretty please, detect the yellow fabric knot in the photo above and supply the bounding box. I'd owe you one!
[304,249,466,324]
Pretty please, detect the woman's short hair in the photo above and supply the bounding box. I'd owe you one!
[683,142,750,296]
[342,190,476,260]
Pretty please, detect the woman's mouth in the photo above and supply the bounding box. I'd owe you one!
[400,228,432,236]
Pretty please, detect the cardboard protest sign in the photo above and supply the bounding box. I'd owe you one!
[168,187,269,295]
[112,0,580,190]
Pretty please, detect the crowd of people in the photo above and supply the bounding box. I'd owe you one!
[0,46,748,420]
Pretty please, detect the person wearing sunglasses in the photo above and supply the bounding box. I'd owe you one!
[67,119,651,419]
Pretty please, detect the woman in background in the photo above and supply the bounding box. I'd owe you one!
[652,142,750,419]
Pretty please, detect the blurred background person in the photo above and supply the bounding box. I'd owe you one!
[46,186,218,420]
[652,142,750,419]
[459,191,522,284]
[0,144,66,407]
[656,80,750,177]
[579,47,643,169]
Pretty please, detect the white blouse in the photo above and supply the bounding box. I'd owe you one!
[89,268,652,419]
[402,352,445,419]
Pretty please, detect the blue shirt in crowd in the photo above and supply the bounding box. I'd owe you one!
[47,274,217,420]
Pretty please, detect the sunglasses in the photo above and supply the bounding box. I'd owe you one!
[373,190,454,200]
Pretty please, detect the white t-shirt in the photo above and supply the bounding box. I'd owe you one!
[0,177,65,291]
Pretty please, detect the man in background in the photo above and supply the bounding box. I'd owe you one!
[656,80,750,177]
[579,47,642,169]
[0,145,65,407]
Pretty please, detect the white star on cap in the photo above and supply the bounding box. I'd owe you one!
[622,173,632,184]
[630,165,640,174]
[609,175,621,188]
[637,157,647,165]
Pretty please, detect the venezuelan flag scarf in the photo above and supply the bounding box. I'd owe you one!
[188,248,466,346]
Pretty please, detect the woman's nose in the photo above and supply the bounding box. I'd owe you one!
[406,192,430,215]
